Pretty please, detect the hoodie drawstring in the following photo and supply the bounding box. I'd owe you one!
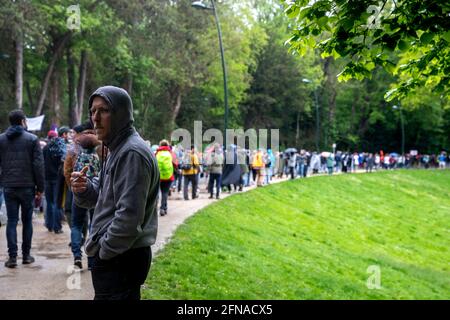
[99,143,108,191]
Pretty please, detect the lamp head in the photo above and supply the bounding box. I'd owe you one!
[192,1,212,10]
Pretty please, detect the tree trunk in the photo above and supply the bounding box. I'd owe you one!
[51,67,61,125]
[35,32,71,116]
[295,110,300,147]
[67,46,79,127]
[171,88,182,128]
[351,103,356,132]
[124,72,133,96]
[26,81,34,112]
[323,56,337,146]
[15,33,23,109]
[77,50,88,122]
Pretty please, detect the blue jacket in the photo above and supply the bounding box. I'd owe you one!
[43,137,66,181]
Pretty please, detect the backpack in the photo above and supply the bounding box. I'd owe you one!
[156,150,174,180]
[73,147,100,178]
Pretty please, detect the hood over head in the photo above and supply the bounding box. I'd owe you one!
[156,145,172,153]
[88,86,134,146]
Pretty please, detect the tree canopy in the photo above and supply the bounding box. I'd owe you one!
[284,0,450,101]
[0,0,448,153]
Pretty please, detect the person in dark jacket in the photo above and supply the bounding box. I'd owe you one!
[54,126,70,228]
[43,130,65,233]
[0,109,45,268]
[221,146,241,192]
[70,86,159,300]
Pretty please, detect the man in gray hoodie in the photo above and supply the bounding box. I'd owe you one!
[71,86,159,300]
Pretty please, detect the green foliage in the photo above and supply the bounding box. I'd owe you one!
[284,0,450,101]
[0,0,448,152]
[143,170,450,299]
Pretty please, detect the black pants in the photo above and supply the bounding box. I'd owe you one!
[289,167,296,179]
[159,180,172,211]
[208,173,222,197]
[91,246,151,300]
[174,171,182,192]
[183,174,198,200]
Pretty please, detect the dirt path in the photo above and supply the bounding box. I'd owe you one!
[0,177,288,300]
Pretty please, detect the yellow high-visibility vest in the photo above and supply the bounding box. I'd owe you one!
[252,152,263,168]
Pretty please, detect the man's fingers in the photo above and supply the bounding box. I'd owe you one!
[80,166,89,175]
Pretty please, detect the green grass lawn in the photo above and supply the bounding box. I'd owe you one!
[143,170,450,299]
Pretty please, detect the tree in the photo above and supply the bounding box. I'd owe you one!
[240,3,323,149]
[284,0,450,101]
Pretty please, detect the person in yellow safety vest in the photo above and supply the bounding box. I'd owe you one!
[181,145,200,200]
[252,149,264,187]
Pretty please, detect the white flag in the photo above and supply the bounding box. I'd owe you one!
[26,115,45,131]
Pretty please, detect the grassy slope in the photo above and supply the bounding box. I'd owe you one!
[143,170,450,299]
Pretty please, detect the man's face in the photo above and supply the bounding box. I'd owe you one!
[91,96,111,142]
[68,129,75,141]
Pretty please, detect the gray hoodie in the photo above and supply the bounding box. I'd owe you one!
[74,86,159,260]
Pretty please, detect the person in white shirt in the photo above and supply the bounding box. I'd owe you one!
[374,153,380,170]
[383,154,390,169]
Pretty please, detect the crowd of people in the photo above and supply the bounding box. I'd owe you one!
[0,111,104,270]
[271,149,450,177]
[0,93,449,299]
[148,144,450,217]
[0,86,160,299]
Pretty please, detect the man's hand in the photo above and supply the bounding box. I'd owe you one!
[70,166,89,193]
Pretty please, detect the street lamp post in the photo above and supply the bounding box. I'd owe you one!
[393,104,405,155]
[302,78,320,151]
[192,0,229,148]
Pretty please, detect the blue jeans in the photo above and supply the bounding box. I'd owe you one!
[45,180,62,232]
[177,174,183,192]
[4,187,35,258]
[244,171,251,186]
[297,164,305,177]
[302,165,308,177]
[0,186,4,208]
[264,167,273,185]
[70,202,90,259]
[64,187,73,228]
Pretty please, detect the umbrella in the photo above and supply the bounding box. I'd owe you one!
[204,144,215,154]
[321,151,331,157]
[284,148,297,154]
[390,152,399,158]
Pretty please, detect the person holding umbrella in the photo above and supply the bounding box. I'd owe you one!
[285,148,298,179]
